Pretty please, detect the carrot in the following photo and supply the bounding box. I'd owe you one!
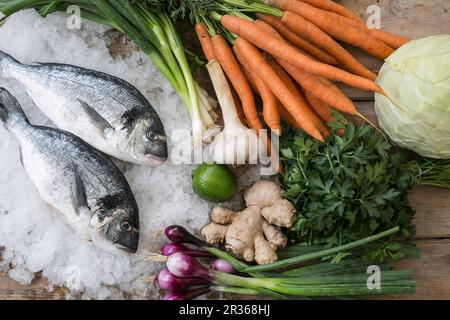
[236,41,288,133]
[254,19,328,63]
[229,79,247,125]
[297,3,409,49]
[305,92,345,136]
[269,0,395,60]
[277,58,357,115]
[298,90,330,138]
[239,59,281,132]
[265,56,330,138]
[249,18,362,116]
[221,15,382,93]
[234,37,324,141]
[278,104,299,127]
[195,22,216,61]
[255,14,338,65]
[274,12,377,81]
[253,19,282,37]
[210,34,263,131]
[317,76,345,95]
[304,91,334,123]
[369,29,409,50]
[294,0,364,23]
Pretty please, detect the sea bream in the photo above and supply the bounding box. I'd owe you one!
[0,88,140,253]
[0,50,167,166]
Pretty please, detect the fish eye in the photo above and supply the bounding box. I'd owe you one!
[120,221,132,232]
[146,131,157,141]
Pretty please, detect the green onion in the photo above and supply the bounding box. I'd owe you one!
[0,0,218,141]
[241,227,399,273]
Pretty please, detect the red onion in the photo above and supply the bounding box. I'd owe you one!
[160,243,213,258]
[164,225,209,247]
[156,268,211,291]
[211,259,236,274]
[166,252,212,280]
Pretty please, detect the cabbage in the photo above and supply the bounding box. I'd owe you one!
[375,35,450,159]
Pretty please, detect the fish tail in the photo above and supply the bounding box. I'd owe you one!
[0,50,19,77]
[0,88,27,126]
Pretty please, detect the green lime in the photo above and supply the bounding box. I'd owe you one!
[192,164,238,202]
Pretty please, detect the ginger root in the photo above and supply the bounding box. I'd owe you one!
[201,180,296,265]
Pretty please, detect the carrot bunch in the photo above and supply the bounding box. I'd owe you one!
[192,0,408,142]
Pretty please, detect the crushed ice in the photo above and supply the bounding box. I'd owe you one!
[0,10,260,299]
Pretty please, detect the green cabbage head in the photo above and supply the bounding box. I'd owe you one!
[375,35,450,159]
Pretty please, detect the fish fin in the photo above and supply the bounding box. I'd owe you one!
[70,163,90,217]
[77,99,114,137]
[0,88,27,125]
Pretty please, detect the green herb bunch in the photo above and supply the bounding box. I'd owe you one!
[280,116,416,262]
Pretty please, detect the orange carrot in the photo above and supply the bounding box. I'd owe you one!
[228,79,247,125]
[317,76,345,95]
[274,12,377,81]
[253,19,282,37]
[265,56,330,137]
[304,91,334,123]
[277,59,357,115]
[302,5,409,49]
[236,42,288,133]
[294,0,364,22]
[298,90,330,138]
[233,45,276,155]
[255,14,338,65]
[210,34,263,131]
[249,17,358,116]
[254,19,324,63]
[369,29,409,50]
[278,104,300,128]
[269,0,395,60]
[295,2,409,49]
[234,37,324,141]
[305,93,345,136]
[221,15,381,92]
[239,60,281,132]
[195,22,216,61]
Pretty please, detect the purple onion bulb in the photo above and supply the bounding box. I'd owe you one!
[157,268,211,291]
[160,243,213,258]
[164,225,209,247]
[166,252,211,280]
[211,259,236,274]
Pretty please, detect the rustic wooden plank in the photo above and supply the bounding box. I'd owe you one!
[382,239,450,300]
[0,272,66,300]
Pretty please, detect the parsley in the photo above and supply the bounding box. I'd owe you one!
[280,117,416,262]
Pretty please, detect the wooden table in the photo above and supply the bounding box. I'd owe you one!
[1,0,450,300]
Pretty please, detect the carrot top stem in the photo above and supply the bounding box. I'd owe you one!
[356,112,386,140]
[221,0,284,17]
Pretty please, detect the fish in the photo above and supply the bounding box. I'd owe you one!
[0,88,140,253]
[0,50,167,166]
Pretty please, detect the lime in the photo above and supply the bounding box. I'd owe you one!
[192,164,238,202]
